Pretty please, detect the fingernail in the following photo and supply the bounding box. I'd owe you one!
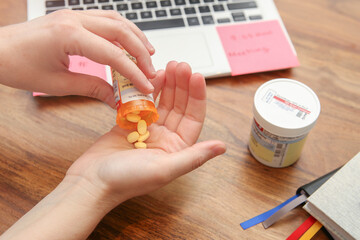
[147,42,155,53]
[146,81,154,93]
[149,71,157,79]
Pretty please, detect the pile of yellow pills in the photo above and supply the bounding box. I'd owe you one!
[126,113,150,149]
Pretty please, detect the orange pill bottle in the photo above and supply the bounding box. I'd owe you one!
[111,53,159,130]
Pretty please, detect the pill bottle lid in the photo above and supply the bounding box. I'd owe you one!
[253,78,321,137]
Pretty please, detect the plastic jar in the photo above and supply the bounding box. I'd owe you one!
[112,52,158,130]
[248,78,321,168]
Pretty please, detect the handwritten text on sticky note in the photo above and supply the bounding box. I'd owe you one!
[216,20,299,76]
[68,55,109,84]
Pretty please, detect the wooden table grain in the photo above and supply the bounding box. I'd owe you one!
[0,0,359,239]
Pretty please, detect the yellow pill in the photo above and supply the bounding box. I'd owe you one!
[127,131,139,143]
[137,120,147,135]
[126,113,141,123]
[134,141,147,149]
[138,131,150,142]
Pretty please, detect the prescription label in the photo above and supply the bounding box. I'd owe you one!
[249,119,308,167]
[262,89,311,120]
[112,69,154,106]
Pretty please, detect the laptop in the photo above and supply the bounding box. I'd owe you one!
[27,0,298,79]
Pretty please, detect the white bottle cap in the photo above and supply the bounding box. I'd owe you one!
[253,78,321,138]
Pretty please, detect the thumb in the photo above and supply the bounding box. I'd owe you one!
[54,72,116,109]
[168,140,226,179]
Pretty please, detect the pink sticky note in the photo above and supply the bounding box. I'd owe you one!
[33,55,108,96]
[216,20,300,76]
[68,55,108,83]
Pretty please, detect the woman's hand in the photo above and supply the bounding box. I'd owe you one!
[67,61,226,207]
[0,9,156,108]
[0,62,226,240]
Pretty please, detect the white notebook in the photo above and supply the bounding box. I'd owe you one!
[303,152,360,240]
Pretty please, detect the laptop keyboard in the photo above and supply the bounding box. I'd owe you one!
[45,0,263,31]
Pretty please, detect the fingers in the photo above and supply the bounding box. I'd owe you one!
[78,10,155,55]
[67,29,154,94]
[49,72,116,108]
[162,63,192,132]
[166,141,226,179]
[77,12,156,79]
[156,61,178,125]
[50,10,155,94]
[176,72,207,144]
[149,70,165,101]
[156,61,206,144]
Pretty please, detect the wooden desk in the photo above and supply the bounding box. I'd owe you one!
[0,1,359,239]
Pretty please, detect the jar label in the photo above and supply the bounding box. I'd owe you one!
[249,119,308,167]
[262,89,311,120]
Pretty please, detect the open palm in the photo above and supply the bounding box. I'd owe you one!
[67,62,226,204]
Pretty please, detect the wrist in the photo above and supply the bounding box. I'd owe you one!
[2,175,122,240]
[59,174,122,216]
